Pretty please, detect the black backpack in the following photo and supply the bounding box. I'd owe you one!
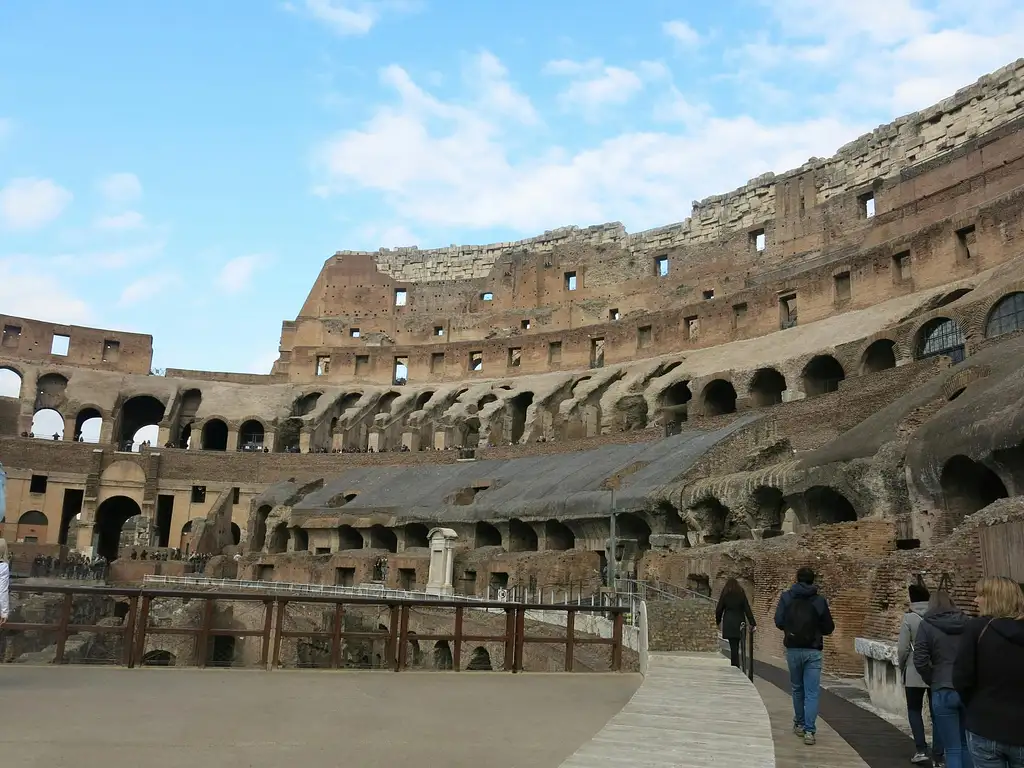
[784,596,820,648]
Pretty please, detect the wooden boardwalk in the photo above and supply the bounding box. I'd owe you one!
[559,653,775,767]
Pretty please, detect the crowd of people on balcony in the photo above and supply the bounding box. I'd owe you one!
[29,552,108,581]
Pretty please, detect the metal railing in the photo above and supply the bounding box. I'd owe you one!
[5,583,628,673]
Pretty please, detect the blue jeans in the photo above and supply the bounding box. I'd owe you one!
[968,732,1024,768]
[932,689,973,768]
[786,648,823,734]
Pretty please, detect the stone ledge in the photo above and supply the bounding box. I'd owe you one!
[854,637,898,665]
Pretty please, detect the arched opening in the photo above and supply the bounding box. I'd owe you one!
[293,392,322,416]
[660,380,692,429]
[252,505,272,551]
[178,422,193,449]
[290,527,309,552]
[404,523,429,549]
[475,521,502,548]
[268,522,289,554]
[940,455,1008,528]
[201,419,228,451]
[74,407,103,443]
[915,318,965,363]
[34,373,69,411]
[689,498,747,543]
[477,393,498,410]
[31,408,64,439]
[118,395,166,450]
[508,391,534,443]
[544,520,575,550]
[239,419,265,450]
[208,635,236,667]
[467,646,493,671]
[748,368,787,407]
[700,379,737,416]
[230,523,241,546]
[377,391,400,414]
[616,512,652,550]
[407,631,423,666]
[16,510,48,543]
[861,339,897,374]
[277,418,302,453]
[984,292,1024,339]
[803,486,858,526]
[751,486,784,534]
[0,367,22,398]
[415,391,434,410]
[507,518,538,552]
[801,355,846,397]
[337,525,363,550]
[932,288,974,309]
[369,524,397,553]
[142,650,176,667]
[433,640,453,670]
[94,496,142,561]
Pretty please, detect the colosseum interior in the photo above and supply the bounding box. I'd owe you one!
[3,58,1024,678]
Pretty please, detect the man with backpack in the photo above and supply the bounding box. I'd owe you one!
[774,567,836,746]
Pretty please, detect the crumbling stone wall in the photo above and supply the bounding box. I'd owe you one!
[646,599,719,652]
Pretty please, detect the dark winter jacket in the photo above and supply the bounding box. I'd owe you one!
[716,590,755,640]
[913,608,968,690]
[773,582,835,650]
[953,616,1024,747]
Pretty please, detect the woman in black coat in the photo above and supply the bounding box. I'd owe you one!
[716,578,756,667]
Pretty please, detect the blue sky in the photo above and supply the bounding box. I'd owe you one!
[1,0,1021,377]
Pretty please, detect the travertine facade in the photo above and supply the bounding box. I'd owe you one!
[2,60,1024,671]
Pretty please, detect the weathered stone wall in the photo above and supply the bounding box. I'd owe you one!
[0,314,153,375]
[646,598,719,652]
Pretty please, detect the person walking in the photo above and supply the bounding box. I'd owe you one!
[914,590,973,768]
[900,582,943,765]
[716,577,756,668]
[774,567,836,746]
[953,576,1024,768]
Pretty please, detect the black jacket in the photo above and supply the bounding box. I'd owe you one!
[716,590,755,640]
[913,609,968,690]
[773,582,835,650]
[953,616,1024,746]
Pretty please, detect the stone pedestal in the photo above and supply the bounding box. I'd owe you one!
[426,527,458,597]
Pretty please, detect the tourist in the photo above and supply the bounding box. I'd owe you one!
[774,567,836,746]
[900,583,942,765]
[0,538,9,628]
[953,577,1024,768]
[913,590,973,768]
[715,577,756,668]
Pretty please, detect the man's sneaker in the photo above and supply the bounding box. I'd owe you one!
[793,725,805,737]
[803,732,816,746]
[911,753,931,765]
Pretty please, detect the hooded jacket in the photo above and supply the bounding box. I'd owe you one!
[773,582,835,650]
[953,616,1024,746]
[897,601,930,688]
[912,608,967,690]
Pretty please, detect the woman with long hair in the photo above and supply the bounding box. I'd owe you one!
[954,576,1024,768]
[715,577,756,668]
[0,537,10,628]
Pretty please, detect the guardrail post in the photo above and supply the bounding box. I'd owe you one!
[133,594,152,666]
[453,606,463,671]
[329,603,344,670]
[261,598,275,669]
[564,610,575,672]
[503,608,515,671]
[197,598,214,668]
[54,592,73,665]
[272,598,287,669]
[396,604,410,671]
[513,607,525,673]
[387,604,400,670]
[611,611,624,671]
[123,594,139,667]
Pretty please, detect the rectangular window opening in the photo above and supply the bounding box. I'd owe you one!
[654,256,669,277]
[702,289,715,300]
[191,485,207,503]
[2,324,21,348]
[336,567,355,587]
[507,347,521,368]
[316,355,331,376]
[393,356,408,384]
[430,352,445,374]
[779,293,798,329]
[637,325,652,349]
[394,289,408,306]
[956,225,976,260]
[51,333,70,356]
[355,354,370,375]
[751,229,766,252]
[315,547,331,555]
[30,474,48,494]
[684,315,699,340]
[469,351,483,372]
[521,319,531,330]
[892,251,912,282]
[590,337,605,368]
[859,191,876,218]
[398,568,416,591]
[548,341,562,364]
[257,565,275,582]
[834,271,852,302]
[102,339,120,363]
[433,325,444,337]
[350,327,360,338]
[564,271,577,291]
[609,308,620,321]
[732,303,748,329]
[481,292,493,302]
[232,487,241,505]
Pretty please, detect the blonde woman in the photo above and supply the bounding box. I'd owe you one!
[0,538,9,627]
[953,576,1024,768]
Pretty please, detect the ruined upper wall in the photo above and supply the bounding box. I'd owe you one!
[333,59,1024,282]
[0,314,153,375]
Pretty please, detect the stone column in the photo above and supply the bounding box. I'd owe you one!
[299,429,312,454]
[401,430,420,452]
[426,528,458,597]
[367,429,384,453]
[226,428,240,452]
[62,414,76,441]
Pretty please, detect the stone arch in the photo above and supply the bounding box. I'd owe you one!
[230,523,241,546]
[700,379,737,416]
[252,505,272,551]
[915,317,965,363]
[544,520,575,551]
[94,495,143,561]
[118,395,166,450]
[475,521,502,548]
[467,646,493,671]
[404,523,429,549]
[860,339,897,374]
[433,640,453,670]
[0,365,23,398]
[337,524,363,550]
[748,368,787,407]
[377,391,400,414]
[507,518,538,552]
[803,486,858,525]
[100,460,147,485]
[801,355,845,397]
[142,650,176,667]
[369,524,397,553]
[931,287,974,309]
[414,391,434,410]
[477,393,498,410]
[31,407,64,439]
[16,510,48,542]
[616,512,652,549]
[751,486,784,534]
[74,406,104,443]
[201,418,229,451]
[689,497,747,543]
[293,392,323,417]
[239,419,266,449]
[984,292,1024,339]
[940,455,1008,529]
[659,380,692,425]
[34,372,69,411]
[267,522,289,554]
[291,526,309,553]
[508,391,534,443]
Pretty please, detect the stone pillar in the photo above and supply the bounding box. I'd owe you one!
[433,430,448,450]
[157,424,171,448]
[299,429,312,454]
[426,528,458,597]
[402,430,419,452]
[367,429,384,453]
[189,421,203,450]
[99,419,115,445]
[227,428,240,452]
[264,429,276,452]
[62,414,76,441]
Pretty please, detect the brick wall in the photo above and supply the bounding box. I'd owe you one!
[646,599,720,652]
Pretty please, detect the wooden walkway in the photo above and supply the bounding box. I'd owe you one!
[559,653,775,767]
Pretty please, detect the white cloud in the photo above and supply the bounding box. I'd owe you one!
[51,241,166,271]
[0,258,93,323]
[0,177,73,231]
[97,172,143,205]
[94,210,145,231]
[119,272,180,306]
[291,0,418,36]
[663,20,701,47]
[217,254,268,294]
[467,51,539,124]
[545,58,654,115]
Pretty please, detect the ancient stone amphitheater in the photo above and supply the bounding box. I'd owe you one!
[3,58,1024,677]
